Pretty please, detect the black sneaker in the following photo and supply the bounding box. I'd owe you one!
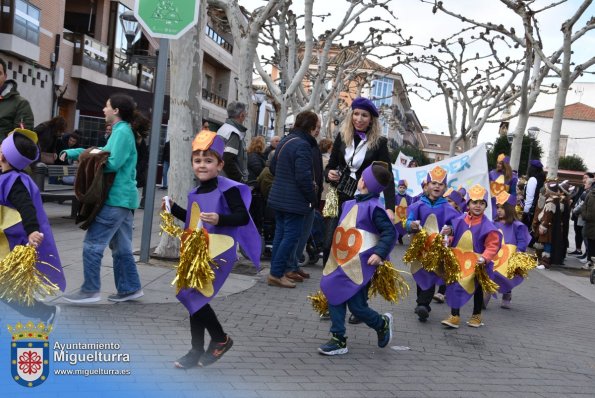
[568,250,582,256]
[318,334,348,355]
[107,290,144,302]
[377,313,393,348]
[414,305,429,322]
[198,336,233,367]
[348,314,362,324]
[174,348,203,369]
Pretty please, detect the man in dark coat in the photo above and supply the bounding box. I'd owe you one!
[0,57,34,139]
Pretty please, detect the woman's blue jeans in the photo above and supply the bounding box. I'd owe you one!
[81,205,141,294]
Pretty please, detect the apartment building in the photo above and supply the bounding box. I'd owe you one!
[0,0,238,147]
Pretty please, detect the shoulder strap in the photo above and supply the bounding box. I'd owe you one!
[274,137,300,161]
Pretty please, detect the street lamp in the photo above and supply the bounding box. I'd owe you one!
[119,11,140,60]
[526,126,540,172]
[254,90,266,136]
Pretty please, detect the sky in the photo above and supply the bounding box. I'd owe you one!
[240,0,595,145]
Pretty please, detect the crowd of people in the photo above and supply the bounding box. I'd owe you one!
[1,77,594,371]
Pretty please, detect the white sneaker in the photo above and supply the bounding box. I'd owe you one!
[536,264,546,270]
[580,257,590,264]
[581,262,594,270]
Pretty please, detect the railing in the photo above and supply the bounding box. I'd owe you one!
[202,88,228,108]
[205,25,233,54]
[64,32,109,75]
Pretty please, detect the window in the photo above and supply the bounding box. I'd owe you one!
[13,0,40,45]
[371,77,394,108]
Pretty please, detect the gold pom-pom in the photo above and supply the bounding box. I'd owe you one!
[369,261,410,303]
[0,245,59,306]
[172,228,218,293]
[506,252,538,279]
[160,210,184,238]
[307,290,328,316]
[419,234,460,284]
[322,186,339,218]
[403,228,428,263]
[475,262,499,294]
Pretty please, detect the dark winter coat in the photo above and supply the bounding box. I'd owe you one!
[0,80,34,139]
[247,152,266,182]
[268,130,317,215]
[580,187,595,240]
[324,133,395,210]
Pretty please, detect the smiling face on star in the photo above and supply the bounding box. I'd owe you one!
[192,150,223,182]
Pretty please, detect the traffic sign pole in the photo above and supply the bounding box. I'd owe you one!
[139,38,169,263]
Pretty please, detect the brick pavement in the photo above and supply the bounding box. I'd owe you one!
[1,198,594,397]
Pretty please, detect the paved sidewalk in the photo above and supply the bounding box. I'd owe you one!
[1,197,593,397]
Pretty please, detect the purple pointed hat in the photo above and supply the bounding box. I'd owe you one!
[362,162,389,194]
[192,130,225,158]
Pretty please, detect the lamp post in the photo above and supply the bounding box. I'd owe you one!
[526,126,539,172]
[119,11,140,61]
[254,90,266,136]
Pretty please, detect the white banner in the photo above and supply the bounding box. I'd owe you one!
[392,144,492,218]
[395,152,413,167]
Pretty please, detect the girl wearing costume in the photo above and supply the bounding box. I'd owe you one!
[492,191,533,309]
[318,162,397,355]
[441,185,501,329]
[0,130,65,324]
[169,131,260,369]
[489,154,517,219]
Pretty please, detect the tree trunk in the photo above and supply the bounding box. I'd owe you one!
[153,3,207,258]
[546,78,569,179]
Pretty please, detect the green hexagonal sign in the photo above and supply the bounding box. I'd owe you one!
[134,0,199,40]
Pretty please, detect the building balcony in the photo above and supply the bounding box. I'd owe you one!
[202,88,228,109]
[64,32,109,75]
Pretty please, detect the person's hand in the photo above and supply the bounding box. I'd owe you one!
[28,231,44,248]
[367,254,383,266]
[328,169,340,182]
[59,152,67,162]
[161,196,174,211]
[410,220,421,231]
[476,256,486,266]
[200,212,219,225]
[538,225,547,235]
[385,209,395,223]
[440,225,452,236]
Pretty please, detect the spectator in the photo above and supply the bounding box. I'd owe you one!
[263,135,280,159]
[256,150,275,202]
[580,177,595,268]
[324,97,396,267]
[0,57,34,139]
[217,102,248,182]
[55,131,81,166]
[523,160,545,230]
[61,93,143,304]
[568,172,594,256]
[247,136,266,182]
[267,111,319,288]
[132,111,150,209]
[161,140,170,189]
[574,177,594,267]
[34,116,67,164]
[202,118,211,131]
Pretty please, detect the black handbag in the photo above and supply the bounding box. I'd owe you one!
[336,164,357,197]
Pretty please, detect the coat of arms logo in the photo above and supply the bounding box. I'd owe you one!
[8,321,52,387]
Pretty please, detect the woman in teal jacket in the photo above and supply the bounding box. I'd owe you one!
[61,93,143,304]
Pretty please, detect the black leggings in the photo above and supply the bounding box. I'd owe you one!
[189,304,226,351]
[574,223,583,251]
[451,285,484,316]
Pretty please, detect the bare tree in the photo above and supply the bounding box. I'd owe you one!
[207,0,287,141]
[153,2,208,259]
[255,0,399,137]
[430,0,595,176]
[398,24,524,156]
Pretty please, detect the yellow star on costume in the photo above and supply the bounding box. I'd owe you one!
[409,214,440,274]
[492,233,517,276]
[0,205,23,258]
[451,230,480,293]
[184,202,234,297]
[323,205,378,285]
[395,197,408,223]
